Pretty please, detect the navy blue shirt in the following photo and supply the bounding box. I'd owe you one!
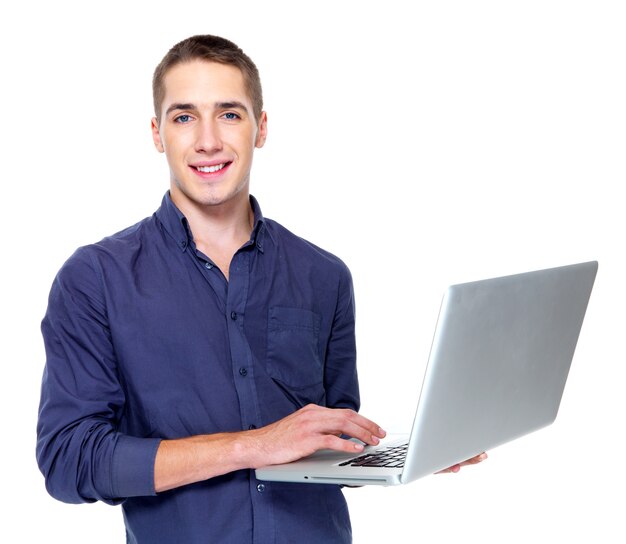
[37,193,360,543]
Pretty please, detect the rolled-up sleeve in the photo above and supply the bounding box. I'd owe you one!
[36,248,161,504]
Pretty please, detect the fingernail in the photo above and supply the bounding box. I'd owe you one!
[354,443,364,450]
[378,428,386,437]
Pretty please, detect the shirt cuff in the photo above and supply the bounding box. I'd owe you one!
[111,435,162,498]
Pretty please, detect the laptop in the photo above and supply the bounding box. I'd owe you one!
[255,261,598,486]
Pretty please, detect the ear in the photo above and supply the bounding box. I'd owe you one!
[151,117,165,153]
[255,111,268,149]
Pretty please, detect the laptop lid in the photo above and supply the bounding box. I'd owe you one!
[401,260,598,482]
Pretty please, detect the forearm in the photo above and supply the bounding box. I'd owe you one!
[154,432,256,493]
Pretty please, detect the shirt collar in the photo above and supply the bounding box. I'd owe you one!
[249,194,269,252]
[155,191,271,253]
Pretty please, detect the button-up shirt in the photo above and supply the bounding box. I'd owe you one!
[37,193,360,543]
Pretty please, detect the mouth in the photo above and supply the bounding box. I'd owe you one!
[190,161,232,178]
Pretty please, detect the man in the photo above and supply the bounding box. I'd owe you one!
[37,35,482,543]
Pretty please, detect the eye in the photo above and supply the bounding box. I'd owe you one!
[174,114,192,123]
[223,112,240,121]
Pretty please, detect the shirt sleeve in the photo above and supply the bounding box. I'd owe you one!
[323,262,361,412]
[36,247,162,505]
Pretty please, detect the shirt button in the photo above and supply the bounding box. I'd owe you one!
[179,240,187,249]
[231,311,237,320]
[257,484,266,493]
[239,367,248,377]
[205,262,213,269]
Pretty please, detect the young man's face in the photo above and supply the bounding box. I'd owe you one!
[152,60,267,211]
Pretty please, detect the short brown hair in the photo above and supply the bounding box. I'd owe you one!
[152,35,263,124]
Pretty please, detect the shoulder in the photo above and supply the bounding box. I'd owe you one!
[53,215,157,289]
[265,218,352,279]
[73,214,157,262]
[91,214,158,257]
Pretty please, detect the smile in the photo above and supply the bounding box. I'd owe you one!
[195,163,227,173]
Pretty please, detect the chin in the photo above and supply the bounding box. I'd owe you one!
[172,176,249,210]
[192,189,245,209]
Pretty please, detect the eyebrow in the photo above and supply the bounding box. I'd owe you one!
[165,103,196,116]
[215,101,249,114]
[165,101,250,117]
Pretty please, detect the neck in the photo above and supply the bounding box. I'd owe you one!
[170,189,253,279]
[173,189,252,237]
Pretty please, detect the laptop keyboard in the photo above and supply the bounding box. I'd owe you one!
[338,442,408,468]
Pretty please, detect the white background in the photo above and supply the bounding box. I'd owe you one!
[1,1,624,542]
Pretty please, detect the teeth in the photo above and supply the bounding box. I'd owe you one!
[196,163,226,173]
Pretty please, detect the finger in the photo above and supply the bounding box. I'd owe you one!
[334,409,386,443]
[321,434,368,454]
[437,452,488,475]
[436,464,461,474]
[335,417,385,447]
[460,452,488,466]
[306,407,385,446]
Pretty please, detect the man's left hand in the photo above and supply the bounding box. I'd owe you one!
[436,452,488,474]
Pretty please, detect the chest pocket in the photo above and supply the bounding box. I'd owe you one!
[266,307,323,397]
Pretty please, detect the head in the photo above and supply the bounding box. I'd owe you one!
[152,35,263,126]
[150,36,268,213]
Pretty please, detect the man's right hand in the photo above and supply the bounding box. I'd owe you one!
[243,404,386,468]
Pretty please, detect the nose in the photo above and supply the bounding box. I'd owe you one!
[195,118,223,154]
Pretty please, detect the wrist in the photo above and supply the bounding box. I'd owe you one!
[231,428,266,470]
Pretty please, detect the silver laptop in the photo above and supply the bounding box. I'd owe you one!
[255,261,598,486]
